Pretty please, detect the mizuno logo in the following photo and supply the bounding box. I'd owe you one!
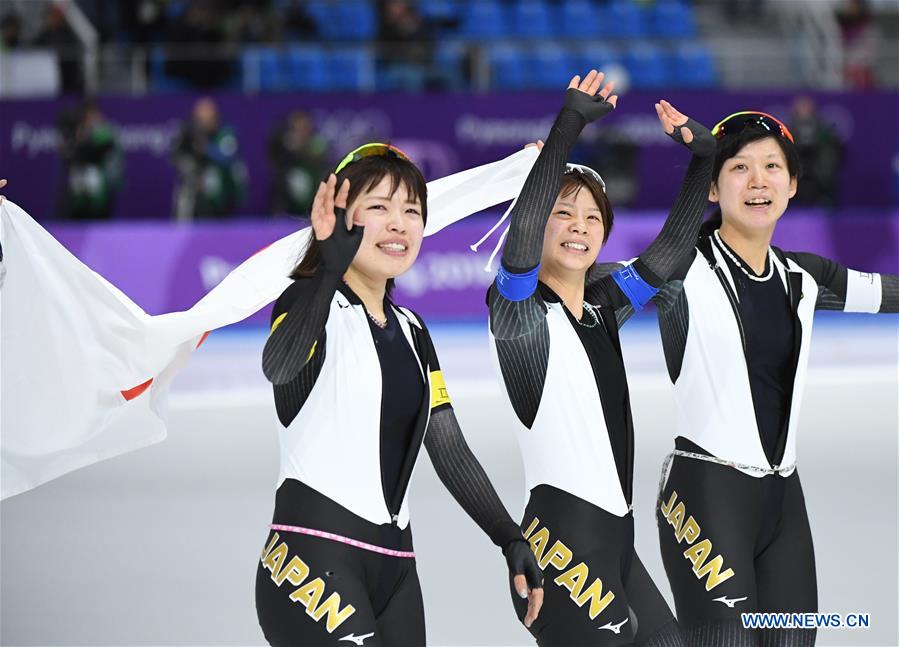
[339,632,375,645]
[714,595,748,608]
[598,618,628,634]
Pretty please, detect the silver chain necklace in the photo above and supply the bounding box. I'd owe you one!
[367,309,387,329]
[713,229,774,282]
[341,278,388,328]
[575,302,601,328]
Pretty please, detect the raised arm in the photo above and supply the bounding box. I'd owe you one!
[490,71,617,342]
[487,73,617,430]
[784,251,899,313]
[586,101,715,314]
[262,175,361,385]
[499,71,617,286]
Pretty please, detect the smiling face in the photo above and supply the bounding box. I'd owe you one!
[346,175,424,282]
[710,136,798,237]
[540,184,607,280]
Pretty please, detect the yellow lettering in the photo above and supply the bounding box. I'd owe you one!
[539,540,573,571]
[529,527,550,565]
[684,538,712,573]
[274,555,310,587]
[260,533,279,561]
[311,593,357,633]
[554,562,589,600]
[667,502,686,537]
[522,517,540,541]
[290,577,326,613]
[263,542,288,578]
[660,490,678,517]
[677,516,701,545]
[574,578,616,620]
[696,555,735,591]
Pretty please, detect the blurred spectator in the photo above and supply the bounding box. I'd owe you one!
[226,0,276,43]
[377,0,434,90]
[33,4,83,93]
[172,97,247,220]
[789,96,843,207]
[0,11,23,50]
[165,0,235,88]
[573,127,640,209]
[121,0,169,45]
[836,0,878,89]
[57,100,123,220]
[268,110,330,216]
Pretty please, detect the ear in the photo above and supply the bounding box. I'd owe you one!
[788,176,798,199]
[708,182,719,203]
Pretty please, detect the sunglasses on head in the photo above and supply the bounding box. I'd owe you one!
[334,143,410,175]
[711,111,794,143]
[564,163,606,190]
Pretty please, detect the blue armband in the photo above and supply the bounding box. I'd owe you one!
[611,264,659,311]
[496,264,540,302]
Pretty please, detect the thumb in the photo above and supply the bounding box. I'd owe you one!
[680,126,694,144]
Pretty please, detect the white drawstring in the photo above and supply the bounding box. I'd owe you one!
[469,197,517,273]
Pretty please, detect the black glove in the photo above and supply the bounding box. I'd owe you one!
[667,117,717,158]
[563,87,616,125]
[504,539,544,593]
[319,206,363,276]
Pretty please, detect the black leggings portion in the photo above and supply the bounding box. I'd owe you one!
[657,446,817,647]
[512,485,683,646]
[255,480,425,646]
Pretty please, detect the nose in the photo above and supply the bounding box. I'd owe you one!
[748,165,767,189]
[387,207,407,233]
[568,214,588,234]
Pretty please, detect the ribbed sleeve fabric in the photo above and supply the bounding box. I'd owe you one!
[424,407,522,548]
[879,274,899,313]
[501,107,586,273]
[262,272,340,385]
[637,154,714,281]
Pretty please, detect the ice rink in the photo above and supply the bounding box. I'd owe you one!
[2,313,897,646]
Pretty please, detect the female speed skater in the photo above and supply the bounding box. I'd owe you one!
[652,111,899,646]
[485,69,716,646]
[256,146,543,646]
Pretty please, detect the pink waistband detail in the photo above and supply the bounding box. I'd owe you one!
[269,524,416,559]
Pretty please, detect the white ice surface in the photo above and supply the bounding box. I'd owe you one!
[2,314,896,646]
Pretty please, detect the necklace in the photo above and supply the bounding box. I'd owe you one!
[340,278,388,328]
[367,309,387,329]
[713,230,774,282]
[575,302,601,328]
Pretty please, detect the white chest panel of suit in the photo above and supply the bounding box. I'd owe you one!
[276,291,428,528]
[674,244,818,477]
[491,302,630,516]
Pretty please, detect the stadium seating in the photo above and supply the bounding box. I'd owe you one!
[150,1,715,92]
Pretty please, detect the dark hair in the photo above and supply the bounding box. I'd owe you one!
[700,123,802,236]
[558,171,614,244]
[290,154,428,294]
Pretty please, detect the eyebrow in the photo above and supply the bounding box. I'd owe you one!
[730,153,783,160]
[368,194,421,205]
[556,201,601,212]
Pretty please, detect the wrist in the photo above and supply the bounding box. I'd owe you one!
[552,107,587,148]
[491,520,525,551]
